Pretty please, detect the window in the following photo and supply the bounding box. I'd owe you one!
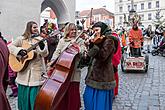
[95,17,99,22]
[140,14,144,21]
[148,2,151,9]
[148,13,152,20]
[156,1,159,8]
[119,16,123,24]
[128,5,130,11]
[156,12,160,19]
[134,5,137,11]
[141,3,144,10]
[119,6,123,12]
[75,11,80,18]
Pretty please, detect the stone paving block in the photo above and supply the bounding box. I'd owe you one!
[125,101,132,107]
[148,106,159,110]
[141,91,150,96]
[160,106,165,110]
[148,99,160,106]
[123,106,132,110]
[138,105,148,110]
[132,106,138,110]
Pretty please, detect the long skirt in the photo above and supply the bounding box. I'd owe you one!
[18,84,40,110]
[83,85,114,110]
[56,82,81,110]
[114,72,119,96]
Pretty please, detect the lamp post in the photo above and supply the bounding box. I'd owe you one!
[123,13,128,28]
[128,0,136,23]
[90,8,93,25]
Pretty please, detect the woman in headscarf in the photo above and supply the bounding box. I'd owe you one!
[83,22,116,110]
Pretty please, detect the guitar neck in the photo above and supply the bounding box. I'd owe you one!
[26,39,45,53]
[26,30,61,53]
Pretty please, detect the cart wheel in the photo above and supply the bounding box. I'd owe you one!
[151,50,158,56]
[161,50,165,57]
[121,56,125,72]
[144,55,149,73]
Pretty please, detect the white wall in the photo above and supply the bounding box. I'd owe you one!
[0,0,44,40]
[0,0,75,41]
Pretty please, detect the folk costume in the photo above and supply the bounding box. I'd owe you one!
[50,23,86,110]
[129,24,143,57]
[83,22,116,110]
[8,36,48,110]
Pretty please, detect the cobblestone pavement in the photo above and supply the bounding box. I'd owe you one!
[112,54,165,110]
[7,54,165,110]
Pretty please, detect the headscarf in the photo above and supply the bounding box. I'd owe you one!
[92,22,108,35]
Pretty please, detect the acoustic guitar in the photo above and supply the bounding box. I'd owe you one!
[9,30,61,72]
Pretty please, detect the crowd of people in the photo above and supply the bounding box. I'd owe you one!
[1,18,165,110]
[116,23,165,56]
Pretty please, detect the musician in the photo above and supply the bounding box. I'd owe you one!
[83,22,116,110]
[111,32,122,98]
[40,26,60,63]
[0,34,11,110]
[129,22,143,56]
[49,23,85,110]
[8,21,48,110]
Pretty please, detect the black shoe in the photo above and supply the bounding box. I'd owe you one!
[9,93,17,97]
[9,93,14,97]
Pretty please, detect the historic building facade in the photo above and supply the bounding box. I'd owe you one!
[115,0,165,28]
[76,8,114,29]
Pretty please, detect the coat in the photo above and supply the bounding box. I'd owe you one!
[85,35,116,90]
[111,32,122,67]
[0,38,11,110]
[51,37,86,82]
[129,28,143,48]
[8,36,48,86]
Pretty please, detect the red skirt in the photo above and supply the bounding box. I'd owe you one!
[114,72,119,96]
[56,82,81,110]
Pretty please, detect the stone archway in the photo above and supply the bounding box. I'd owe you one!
[41,0,71,26]
[0,0,75,40]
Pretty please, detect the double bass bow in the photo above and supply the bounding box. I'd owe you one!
[34,31,83,110]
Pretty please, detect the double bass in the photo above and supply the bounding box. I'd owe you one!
[34,32,83,110]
